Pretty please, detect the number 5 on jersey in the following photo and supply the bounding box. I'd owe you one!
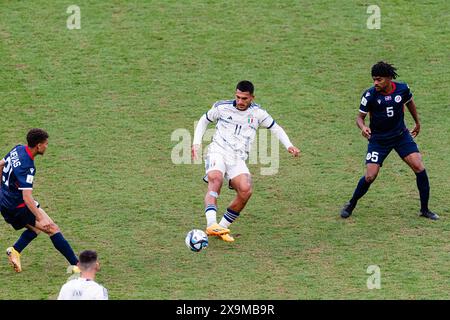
[366,151,379,162]
[386,106,394,117]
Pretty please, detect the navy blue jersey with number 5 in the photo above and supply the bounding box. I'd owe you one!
[359,82,413,140]
[0,145,36,210]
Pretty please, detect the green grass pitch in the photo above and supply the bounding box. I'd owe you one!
[0,0,449,299]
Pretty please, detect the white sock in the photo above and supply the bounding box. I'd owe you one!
[205,204,217,227]
[219,208,240,229]
[219,217,231,229]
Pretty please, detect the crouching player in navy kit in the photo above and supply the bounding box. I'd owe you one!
[0,128,80,272]
[340,61,439,220]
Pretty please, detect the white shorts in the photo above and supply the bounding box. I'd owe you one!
[205,151,250,181]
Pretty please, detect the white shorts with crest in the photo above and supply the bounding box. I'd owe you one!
[204,142,250,181]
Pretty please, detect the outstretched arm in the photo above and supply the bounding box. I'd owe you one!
[192,114,210,160]
[405,99,420,138]
[269,124,300,157]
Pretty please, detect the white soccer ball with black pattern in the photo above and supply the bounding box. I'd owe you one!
[185,229,208,252]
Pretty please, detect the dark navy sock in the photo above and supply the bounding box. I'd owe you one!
[13,229,38,253]
[223,207,240,224]
[50,232,78,265]
[415,169,430,212]
[350,176,372,207]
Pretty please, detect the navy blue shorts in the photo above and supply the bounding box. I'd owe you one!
[1,202,39,231]
[366,132,419,166]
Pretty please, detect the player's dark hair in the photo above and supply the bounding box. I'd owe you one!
[371,61,399,79]
[236,80,254,94]
[79,250,98,270]
[80,250,97,263]
[26,128,49,147]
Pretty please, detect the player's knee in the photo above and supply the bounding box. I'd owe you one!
[412,163,425,173]
[365,173,378,183]
[208,174,223,188]
[239,184,253,200]
[46,223,60,235]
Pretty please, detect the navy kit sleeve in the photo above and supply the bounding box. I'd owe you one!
[404,84,413,103]
[359,91,372,114]
[15,165,35,190]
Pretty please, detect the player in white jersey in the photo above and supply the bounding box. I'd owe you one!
[192,81,300,242]
[58,250,108,300]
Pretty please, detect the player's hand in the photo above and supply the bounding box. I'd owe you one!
[410,123,420,138]
[38,215,52,230]
[288,146,300,157]
[361,126,371,139]
[191,144,201,161]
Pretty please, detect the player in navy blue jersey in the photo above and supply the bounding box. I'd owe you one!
[0,129,79,272]
[340,61,438,220]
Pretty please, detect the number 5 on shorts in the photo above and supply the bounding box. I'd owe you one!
[366,151,379,162]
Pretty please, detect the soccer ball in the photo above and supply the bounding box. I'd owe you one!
[185,229,208,252]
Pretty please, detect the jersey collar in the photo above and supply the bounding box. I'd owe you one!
[380,82,396,96]
[233,100,254,110]
[25,146,35,160]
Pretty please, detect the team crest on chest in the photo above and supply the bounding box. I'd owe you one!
[377,99,381,104]
[395,95,402,103]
